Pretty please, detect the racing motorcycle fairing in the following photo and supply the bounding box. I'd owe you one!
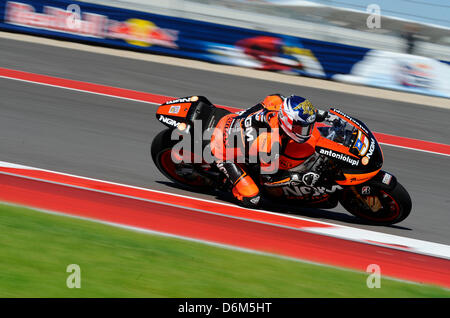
[156,96,224,131]
[315,108,384,185]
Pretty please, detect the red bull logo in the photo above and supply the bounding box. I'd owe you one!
[108,18,178,48]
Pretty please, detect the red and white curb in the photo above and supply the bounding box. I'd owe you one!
[0,160,449,260]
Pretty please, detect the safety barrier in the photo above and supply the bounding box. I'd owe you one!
[1,0,448,98]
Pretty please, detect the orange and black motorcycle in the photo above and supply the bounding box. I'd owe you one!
[151,96,412,225]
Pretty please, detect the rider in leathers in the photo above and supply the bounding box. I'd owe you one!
[210,94,329,208]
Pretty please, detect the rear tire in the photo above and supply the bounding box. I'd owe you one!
[339,181,412,225]
[151,129,212,191]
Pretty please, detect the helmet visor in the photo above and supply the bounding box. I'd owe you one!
[292,121,313,138]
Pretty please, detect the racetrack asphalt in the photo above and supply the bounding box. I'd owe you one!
[0,36,449,244]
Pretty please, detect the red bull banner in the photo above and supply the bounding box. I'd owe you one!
[0,0,373,79]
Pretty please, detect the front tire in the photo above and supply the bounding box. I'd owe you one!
[339,181,412,225]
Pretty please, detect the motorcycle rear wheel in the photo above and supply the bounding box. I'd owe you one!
[151,129,213,191]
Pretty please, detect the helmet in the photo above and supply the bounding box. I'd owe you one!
[278,95,317,143]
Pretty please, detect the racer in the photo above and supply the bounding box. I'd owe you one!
[210,94,329,208]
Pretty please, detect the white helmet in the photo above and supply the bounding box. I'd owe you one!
[278,95,317,143]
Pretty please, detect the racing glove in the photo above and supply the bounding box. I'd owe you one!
[316,109,328,122]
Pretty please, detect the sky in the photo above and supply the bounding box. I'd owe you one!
[266,0,450,28]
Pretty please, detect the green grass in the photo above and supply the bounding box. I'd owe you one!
[0,203,448,297]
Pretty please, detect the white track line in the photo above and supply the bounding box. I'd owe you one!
[1,31,449,109]
[1,74,448,158]
[0,75,160,105]
[379,142,450,157]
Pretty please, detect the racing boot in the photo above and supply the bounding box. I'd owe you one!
[215,161,261,208]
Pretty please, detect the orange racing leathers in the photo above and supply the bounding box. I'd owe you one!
[210,94,322,208]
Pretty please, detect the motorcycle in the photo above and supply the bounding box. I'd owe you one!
[151,96,412,225]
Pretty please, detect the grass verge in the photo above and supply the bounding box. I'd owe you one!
[0,203,448,297]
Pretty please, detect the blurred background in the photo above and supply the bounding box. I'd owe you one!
[89,0,450,59]
[65,0,449,97]
[2,0,450,96]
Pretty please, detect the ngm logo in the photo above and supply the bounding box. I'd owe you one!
[159,115,180,127]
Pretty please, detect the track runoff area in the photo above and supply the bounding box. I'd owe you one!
[1,66,449,289]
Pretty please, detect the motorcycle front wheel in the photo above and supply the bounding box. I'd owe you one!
[339,181,412,225]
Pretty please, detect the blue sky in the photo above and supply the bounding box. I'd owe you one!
[268,0,450,28]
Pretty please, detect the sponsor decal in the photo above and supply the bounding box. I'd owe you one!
[253,110,265,123]
[332,109,369,134]
[116,18,177,48]
[282,184,343,198]
[169,105,180,114]
[382,172,392,185]
[223,117,235,145]
[245,128,254,142]
[250,196,260,204]
[360,138,375,165]
[215,162,230,179]
[243,116,254,142]
[165,97,193,104]
[5,2,178,48]
[158,115,180,128]
[366,138,376,159]
[319,148,359,166]
[361,186,371,195]
[353,130,370,156]
[362,156,369,165]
